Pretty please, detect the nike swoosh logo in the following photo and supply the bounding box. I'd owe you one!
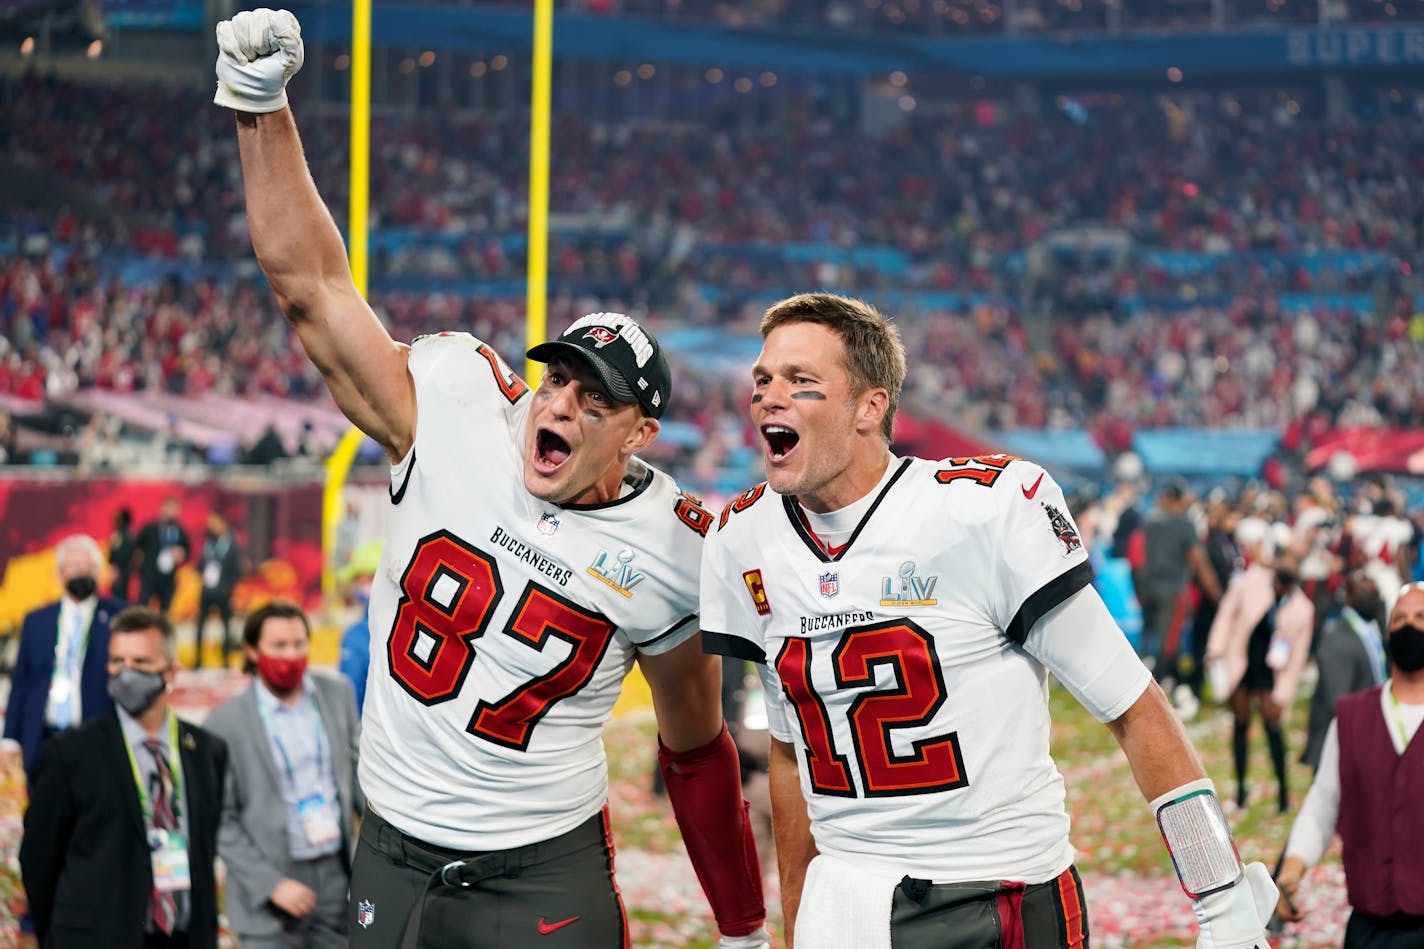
[1021,473,1044,499]
[538,916,581,935]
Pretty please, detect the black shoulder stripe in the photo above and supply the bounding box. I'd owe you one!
[1006,560,1095,645]
[390,450,416,505]
[701,631,766,664]
[641,613,697,651]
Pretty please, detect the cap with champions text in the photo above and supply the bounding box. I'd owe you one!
[527,312,672,419]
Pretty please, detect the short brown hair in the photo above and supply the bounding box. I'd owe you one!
[242,600,311,671]
[760,292,907,442]
[111,606,177,664]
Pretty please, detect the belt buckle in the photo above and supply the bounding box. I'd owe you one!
[440,860,470,887]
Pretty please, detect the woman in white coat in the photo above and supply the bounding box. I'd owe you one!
[1206,550,1314,812]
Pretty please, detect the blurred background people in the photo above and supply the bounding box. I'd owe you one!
[136,498,191,615]
[1275,584,1424,944]
[194,511,244,670]
[1300,573,1386,772]
[204,601,361,949]
[1207,550,1314,812]
[19,606,228,949]
[3,534,124,775]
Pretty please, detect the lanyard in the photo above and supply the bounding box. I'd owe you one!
[258,692,327,790]
[123,712,184,825]
[1386,684,1417,750]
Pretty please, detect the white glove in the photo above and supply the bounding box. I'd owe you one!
[718,930,771,949]
[1193,861,1278,949]
[214,8,304,113]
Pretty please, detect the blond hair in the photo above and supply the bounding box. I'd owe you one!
[760,292,907,442]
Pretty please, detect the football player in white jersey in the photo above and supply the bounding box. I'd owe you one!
[700,292,1279,949]
[214,12,767,948]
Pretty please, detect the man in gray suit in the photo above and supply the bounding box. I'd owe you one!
[1300,573,1386,770]
[205,601,362,948]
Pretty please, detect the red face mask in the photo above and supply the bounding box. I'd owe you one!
[257,653,307,692]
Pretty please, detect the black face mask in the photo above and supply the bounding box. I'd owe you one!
[65,576,98,601]
[1274,568,1298,592]
[1388,624,1424,673]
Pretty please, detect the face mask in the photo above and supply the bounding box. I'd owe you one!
[1387,624,1424,673]
[1274,568,1298,591]
[64,576,97,601]
[257,654,308,692]
[107,667,167,716]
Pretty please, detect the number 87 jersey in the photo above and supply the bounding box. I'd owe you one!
[700,455,1094,885]
[359,332,711,852]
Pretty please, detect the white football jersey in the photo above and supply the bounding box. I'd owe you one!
[359,332,711,850]
[701,454,1093,884]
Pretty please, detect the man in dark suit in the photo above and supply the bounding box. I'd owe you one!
[194,511,244,669]
[205,601,361,948]
[20,606,228,949]
[3,534,125,774]
[136,497,191,615]
[1300,572,1386,770]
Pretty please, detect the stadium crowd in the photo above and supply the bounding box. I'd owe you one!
[3,71,1424,488]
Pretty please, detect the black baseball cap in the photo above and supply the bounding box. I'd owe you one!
[527,313,672,419]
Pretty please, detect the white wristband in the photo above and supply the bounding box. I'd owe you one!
[1151,779,1243,900]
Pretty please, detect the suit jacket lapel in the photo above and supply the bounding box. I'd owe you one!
[309,679,347,806]
[103,712,148,841]
[242,685,285,797]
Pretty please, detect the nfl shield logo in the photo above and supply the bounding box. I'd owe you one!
[357,900,375,929]
[538,512,560,535]
[819,571,839,598]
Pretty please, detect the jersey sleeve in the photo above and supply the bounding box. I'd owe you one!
[698,525,769,664]
[391,332,529,502]
[985,461,1095,644]
[755,662,796,743]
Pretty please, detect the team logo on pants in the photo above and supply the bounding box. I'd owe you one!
[357,899,375,928]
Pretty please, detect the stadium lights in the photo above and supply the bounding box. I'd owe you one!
[334,54,351,71]
[734,77,752,93]
[759,71,776,87]
[637,63,655,79]
[1167,66,1183,82]
[613,69,632,86]
[20,36,35,55]
[470,61,487,77]
[86,40,102,58]
[705,67,723,83]
[418,51,436,67]
[490,54,508,71]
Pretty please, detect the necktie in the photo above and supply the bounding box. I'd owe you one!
[145,739,178,935]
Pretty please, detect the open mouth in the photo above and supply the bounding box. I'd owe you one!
[762,425,800,462]
[535,429,572,471]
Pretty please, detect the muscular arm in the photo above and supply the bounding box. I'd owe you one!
[1106,681,1208,800]
[235,109,414,460]
[642,636,767,938]
[769,737,816,948]
[640,634,723,751]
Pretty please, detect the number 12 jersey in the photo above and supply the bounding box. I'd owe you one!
[701,454,1094,884]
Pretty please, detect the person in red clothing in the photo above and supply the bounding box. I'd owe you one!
[1275,583,1424,945]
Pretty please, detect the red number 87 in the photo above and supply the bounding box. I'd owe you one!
[388,530,617,751]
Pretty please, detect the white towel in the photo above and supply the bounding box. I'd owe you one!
[793,853,897,949]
